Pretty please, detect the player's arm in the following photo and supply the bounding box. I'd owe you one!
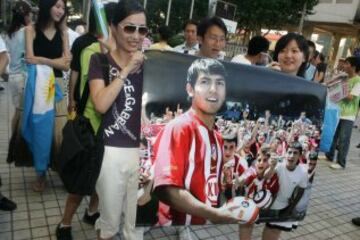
[286,186,305,214]
[248,121,260,145]
[155,186,240,224]
[264,156,277,180]
[233,172,246,189]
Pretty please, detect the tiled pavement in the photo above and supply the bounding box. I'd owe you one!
[1,81,360,240]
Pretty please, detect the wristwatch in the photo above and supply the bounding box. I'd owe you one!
[116,72,127,82]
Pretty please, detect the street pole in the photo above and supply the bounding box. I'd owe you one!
[208,0,217,17]
[1,0,6,26]
[189,0,195,19]
[166,0,172,26]
[144,0,147,9]
[298,1,307,34]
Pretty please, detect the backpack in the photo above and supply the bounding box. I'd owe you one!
[58,53,109,195]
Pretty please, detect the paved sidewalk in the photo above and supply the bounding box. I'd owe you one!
[1,82,360,240]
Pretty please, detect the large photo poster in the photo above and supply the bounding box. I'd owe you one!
[137,50,327,226]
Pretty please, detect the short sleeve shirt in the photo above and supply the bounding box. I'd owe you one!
[243,167,279,198]
[88,53,143,147]
[231,54,251,65]
[270,163,307,210]
[339,75,360,121]
[70,33,97,72]
[0,36,6,52]
[4,29,26,74]
[153,110,223,225]
[80,42,101,133]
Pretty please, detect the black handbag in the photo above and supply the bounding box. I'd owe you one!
[58,53,109,195]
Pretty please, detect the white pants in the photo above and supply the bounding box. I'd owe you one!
[8,73,25,112]
[95,146,140,239]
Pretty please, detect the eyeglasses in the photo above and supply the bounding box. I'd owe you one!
[121,24,148,36]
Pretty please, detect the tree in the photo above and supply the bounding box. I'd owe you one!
[234,0,319,34]
[145,0,208,34]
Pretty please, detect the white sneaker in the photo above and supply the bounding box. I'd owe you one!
[329,163,344,170]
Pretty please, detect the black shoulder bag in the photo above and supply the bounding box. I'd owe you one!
[58,53,109,195]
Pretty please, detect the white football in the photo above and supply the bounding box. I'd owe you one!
[253,189,273,209]
[223,196,259,224]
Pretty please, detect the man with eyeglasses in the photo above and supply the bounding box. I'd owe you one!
[232,36,270,66]
[196,17,227,60]
[262,142,308,240]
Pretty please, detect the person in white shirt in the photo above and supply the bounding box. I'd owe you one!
[0,36,17,212]
[232,36,269,65]
[4,0,34,130]
[0,36,8,91]
[174,20,199,55]
[263,142,308,239]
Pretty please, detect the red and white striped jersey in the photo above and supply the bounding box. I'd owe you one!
[153,110,223,225]
[221,155,248,190]
[243,167,279,199]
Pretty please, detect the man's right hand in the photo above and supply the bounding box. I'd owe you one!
[211,208,241,224]
[269,153,278,168]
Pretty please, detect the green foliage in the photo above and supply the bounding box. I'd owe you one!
[143,0,318,36]
[168,34,185,47]
[235,0,319,32]
[145,0,208,35]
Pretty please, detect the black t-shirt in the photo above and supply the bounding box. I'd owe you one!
[70,33,98,103]
[88,53,143,148]
[70,33,98,72]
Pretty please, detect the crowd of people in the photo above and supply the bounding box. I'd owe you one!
[0,0,360,240]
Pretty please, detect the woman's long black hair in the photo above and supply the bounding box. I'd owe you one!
[35,0,67,32]
[273,33,309,78]
[7,3,31,37]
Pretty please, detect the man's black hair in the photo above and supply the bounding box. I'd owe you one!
[309,151,318,161]
[247,36,269,56]
[288,141,303,155]
[307,40,316,50]
[158,25,172,41]
[183,19,198,31]
[345,56,360,72]
[223,136,238,146]
[187,58,227,87]
[197,16,227,38]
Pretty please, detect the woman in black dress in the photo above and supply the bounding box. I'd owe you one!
[25,0,71,192]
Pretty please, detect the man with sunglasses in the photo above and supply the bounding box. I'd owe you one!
[232,36,270,66]
[262,142,308,239]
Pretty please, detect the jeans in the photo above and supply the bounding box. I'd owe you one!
[327,119,354,168]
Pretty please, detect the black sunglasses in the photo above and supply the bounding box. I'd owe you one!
[121,25,148,36]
